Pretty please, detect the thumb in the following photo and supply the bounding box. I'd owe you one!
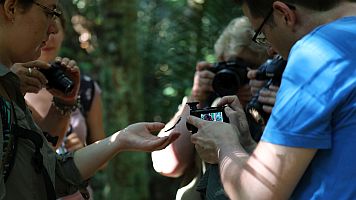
[146,122,166,132]
[247,69,258,79]
[186,115,205,129]
[156,132,181,149]
[224,106,239,123]
[23,60,50,69]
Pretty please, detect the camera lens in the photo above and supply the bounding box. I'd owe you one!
[212,69,241,96]
[39,62,74,95]
[210,60,249,97]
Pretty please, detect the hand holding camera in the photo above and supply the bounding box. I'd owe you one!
[186,102,229,134]
[191,61,215,104]
[209,58,250,97]
[186,105,241,162]
[11,60,49,94]
[245,56,287,127]
[217,95,256,152]
[41,57,81,105]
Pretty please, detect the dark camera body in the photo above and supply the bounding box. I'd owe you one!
[39,62,74,95]
[186,102,229,134]
[245,56,287,128]
[209,59,250,97]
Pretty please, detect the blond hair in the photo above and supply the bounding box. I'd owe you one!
[214,16,268,63]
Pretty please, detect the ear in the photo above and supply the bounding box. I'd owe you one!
[272,1,297,28]
[2,0,18,21]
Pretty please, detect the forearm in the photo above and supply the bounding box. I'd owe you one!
[218,144,250,200]
[73,131,122,180]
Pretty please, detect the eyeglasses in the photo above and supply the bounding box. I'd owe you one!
[252,8,274,46]
[33,1,62,20]
[252,3,296,46]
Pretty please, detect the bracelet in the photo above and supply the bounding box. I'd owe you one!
[52,96,81,116]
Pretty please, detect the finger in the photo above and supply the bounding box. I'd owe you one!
[250,88,257,96]
[22,60,50,70]
[224,106,239,121]
[196,61,212,71]
[186,116,205,129]
[156,132,181,149]
[262,105,273,114]
[258,95,276,105]
[55,56,62,63]
[198,70,215,79]
[146,135,178,151]
[191,134,207,145]
[247,69,258,79]
[66,132,79,140]
[217,95,242,110]
[66,142,84,152]
[217,95,236,107]
[198,76,213,85]
[30,68,48,85]
[259,88,276,97]
[24,76,43,89]
[146,122,166,133]
[65,137,83,149]
[249,80,266,88]
[269,85,280,92]
[59,57,70,65]
[67,60,77,68]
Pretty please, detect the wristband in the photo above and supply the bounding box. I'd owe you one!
[52,96,81,116]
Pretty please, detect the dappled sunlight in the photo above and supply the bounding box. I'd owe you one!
[219,150,281,199]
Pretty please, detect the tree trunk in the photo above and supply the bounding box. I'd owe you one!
[97,0,148,199]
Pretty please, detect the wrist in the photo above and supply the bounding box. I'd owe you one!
[52,96,81,116]
[113,129,127,153]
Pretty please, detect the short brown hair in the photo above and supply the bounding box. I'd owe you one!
[235,0,341,17]
[0,0,32,9]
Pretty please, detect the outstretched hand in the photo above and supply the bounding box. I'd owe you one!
[117,122,180,152]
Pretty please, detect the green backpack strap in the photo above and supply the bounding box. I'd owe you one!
[0,97,16,183]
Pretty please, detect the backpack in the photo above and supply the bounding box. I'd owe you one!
[79,75,96,117]
[0,74,97,200]
[0,85,57,199]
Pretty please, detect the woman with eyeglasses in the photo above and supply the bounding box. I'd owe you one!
[24,6,106,200]
[0,1,179,199]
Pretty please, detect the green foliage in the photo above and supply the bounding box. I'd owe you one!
[138,0,241,122]
[60,0,242,199]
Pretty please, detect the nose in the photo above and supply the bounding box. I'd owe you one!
[48,32,56,41]
[267,47,277,57]
[47,19,59,35]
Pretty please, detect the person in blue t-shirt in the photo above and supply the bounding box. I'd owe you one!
[186,0,356,199]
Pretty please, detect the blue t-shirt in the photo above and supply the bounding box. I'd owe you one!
[261,16,356,199]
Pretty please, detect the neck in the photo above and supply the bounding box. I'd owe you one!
[0,40,12,68]
[295,2,356,40]
[0,54,13,69]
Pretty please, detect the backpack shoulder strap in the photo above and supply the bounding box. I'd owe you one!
[79,75,95,117]
[0,96,16,182]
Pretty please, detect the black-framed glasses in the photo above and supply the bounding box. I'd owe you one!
[33,1,62,20]
[252,8,274,46]
[252,3,296,46]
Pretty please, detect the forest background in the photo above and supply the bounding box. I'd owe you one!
[61,0,242,199]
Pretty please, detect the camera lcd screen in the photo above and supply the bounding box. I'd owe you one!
[200,112,224,122]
